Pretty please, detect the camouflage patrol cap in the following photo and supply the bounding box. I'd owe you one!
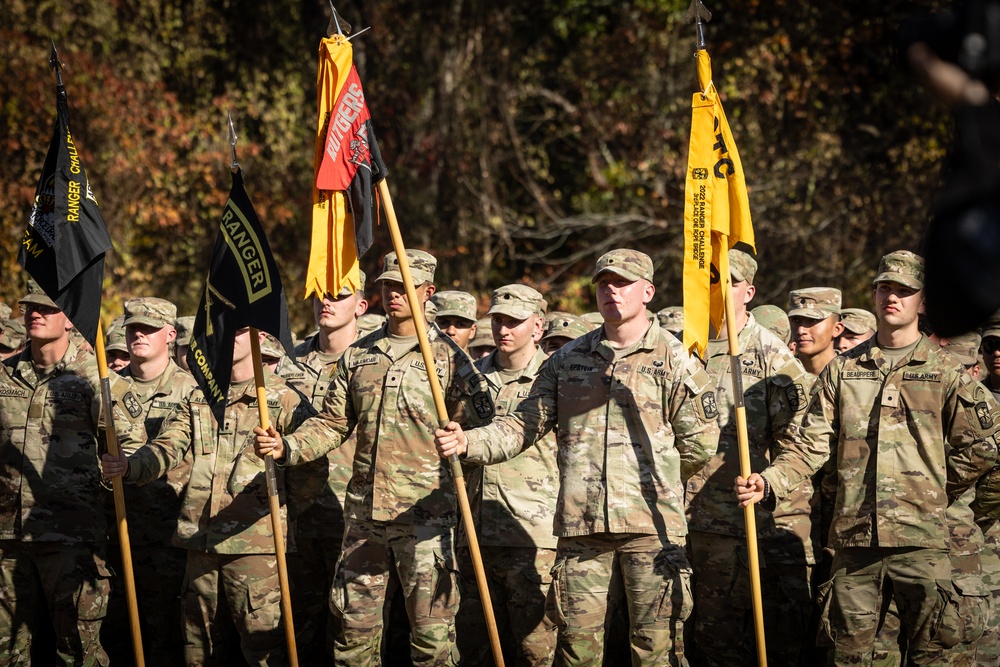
[657,306,684,333]
[326,269,367,298]
[423,299,437,323]
[541,314,590,342]
[592,249,654,283]
[942,332,982,366]
[751,305,791,345]
[580,312,604,331]
[788,287,842,320]
[469,317,496,349]
[376,250,437,285]
[105,317,128,353]
[174,316,195,346]
[729,249,758,285]
[488,284,545,320]
[873,250,924,290]
[124,297,177,329]
[432,290,478,321]
[357,312,387,337]
[545,311,575,328]
[840,308,877,335]
[260,333,284,360]
[0,303,10,323]
[0,318,25,350]
[981,310,1000,339]
[18,279,58,309]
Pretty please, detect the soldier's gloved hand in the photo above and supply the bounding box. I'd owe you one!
[253,425,285,461]
[101,452,129,479]
[434,421,467,459]
[735,473,766,507]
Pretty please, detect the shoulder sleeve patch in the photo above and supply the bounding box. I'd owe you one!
[785,383,807,412]
[701,391,719,419]
[121,391,143,419]
[472,390,495,421]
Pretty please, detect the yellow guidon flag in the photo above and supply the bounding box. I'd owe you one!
[682,48,756,358]
[305,34,386,300]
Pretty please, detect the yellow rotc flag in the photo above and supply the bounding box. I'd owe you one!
[682,48,756,358]
[305,35,386,300]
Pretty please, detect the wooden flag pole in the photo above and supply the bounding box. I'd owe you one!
[721,283,767,667]
[94,321,146,667]
[377,178,506,667]
[249,330,299,666]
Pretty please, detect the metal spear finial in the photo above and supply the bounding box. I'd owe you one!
[227,110,239,172]
[328,2,352,36]
[49,38,66,89]
[685,0,712,50]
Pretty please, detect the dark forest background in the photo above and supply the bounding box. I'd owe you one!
[0,0,953,333]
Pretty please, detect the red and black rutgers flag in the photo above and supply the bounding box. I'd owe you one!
[305,34,388,300]
[19,65,112,346]
[188,169,294,420]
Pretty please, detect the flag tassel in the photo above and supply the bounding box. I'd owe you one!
[249,331,299,667]
[95,322,146,667]
[377,178,507,667]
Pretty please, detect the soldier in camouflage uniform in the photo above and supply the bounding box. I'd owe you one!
[835,308,877,354]
[737,250,1000,666]
[102,298,199,666]
[0,316,26,361]
[0,280,147,665]
[101,327,316,666]
[283,272,369,663]
[981,314,1000,404]
[174,315,195,373]
[656,306,684,340]
[105,316,130,374]
[539,314,589,356]
[685,252,814,667]
[789,287,844,376]
[431,291,478,352]
[254,249,495,667]
[468,317,496,360]
[436,249,720,666]
[455,284,559,667]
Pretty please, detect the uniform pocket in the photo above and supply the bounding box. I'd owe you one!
[815,577,835,647]
[246,574,281,613]
[929,578,963,650]
[429,551,460,618]
[545,559,568,629]
[76,555,114,621]
[329,554,347,618]
[655,549,694,623]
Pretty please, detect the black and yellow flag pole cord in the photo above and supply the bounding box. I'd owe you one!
[687,1,767,664]
[228,113,300,666]
[60,34,148,667]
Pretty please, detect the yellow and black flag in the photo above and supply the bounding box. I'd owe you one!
[188,169,293,420]
[305,33,387,301]
[682,48,756,358]
[19,51,112,346]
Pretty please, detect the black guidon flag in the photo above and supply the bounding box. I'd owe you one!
[18,77,112,346]
[187,168,294,420]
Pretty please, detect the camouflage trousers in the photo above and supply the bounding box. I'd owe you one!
[816,547,957,666]
[102,543,187,667]
[455,545,557,666]
[687,531,813,667]
[330,519,460,667]
[975,533,1000,667]
[871,552,987,667]
[287,535,341,663]
[182,550,286,667]
[0,540,112,666]
[547,533,692,667]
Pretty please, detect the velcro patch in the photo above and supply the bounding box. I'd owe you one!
[348,354,380,369]
[701,392,719,419]
[122,392,143,419]
[903,371,941,382]
[976,403,994,431]
[0,387,29,398]
[785,384,807,412]
[473,391,494,420]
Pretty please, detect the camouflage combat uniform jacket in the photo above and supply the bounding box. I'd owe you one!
[763,335,1000,550]
[686,316,816,561]
[283,336,357,536]
[124,371,316,554]
[119,360,198,546]
[0,341,146,542]
[281,325,495,527]
[466,346,558,549]
[464,319,719,538]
